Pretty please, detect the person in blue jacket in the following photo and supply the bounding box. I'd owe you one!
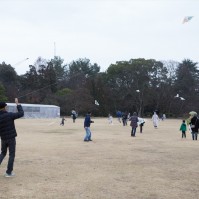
[84,111,94,142]
[0,98,24,177]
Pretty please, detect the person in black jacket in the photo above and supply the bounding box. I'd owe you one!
[84,111,94,142]
[190,115,199,140]
[0,98,24,177]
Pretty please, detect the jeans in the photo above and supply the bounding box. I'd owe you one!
[131,127,137,137]
[0,138,16,174]
[84,127,91,141]
[192,132,198,140]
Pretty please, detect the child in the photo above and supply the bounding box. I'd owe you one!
[138,117,145,133]
[180,120,187,138]
[108,114,113,124]
[60,117,65,126]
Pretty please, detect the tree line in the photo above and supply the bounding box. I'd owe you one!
[0,57,198,117]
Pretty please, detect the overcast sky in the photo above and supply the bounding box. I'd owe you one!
[0,0,198,75]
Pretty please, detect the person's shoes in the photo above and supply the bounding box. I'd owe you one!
[84,140,89,142]
[4,172,15,178]
[89,139,92,141]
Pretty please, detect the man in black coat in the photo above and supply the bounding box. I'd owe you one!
[0,98,24,177]
[190,115,199,140]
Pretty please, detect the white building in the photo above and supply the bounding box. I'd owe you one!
[6,103,60,118]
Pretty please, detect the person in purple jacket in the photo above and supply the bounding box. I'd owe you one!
[129,112,139,137]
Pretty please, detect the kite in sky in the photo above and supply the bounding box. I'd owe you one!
[180,97,185,101]
[174,94,179,98]
[182,16,194,24]
[95,100,99,106]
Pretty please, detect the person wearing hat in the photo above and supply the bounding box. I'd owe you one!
[0,98,24,177]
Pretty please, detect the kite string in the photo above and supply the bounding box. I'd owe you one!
[17,82,57,99]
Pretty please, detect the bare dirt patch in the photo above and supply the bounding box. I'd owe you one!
[0,118,199,199]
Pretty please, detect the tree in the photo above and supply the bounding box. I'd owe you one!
[0,62,18,101]
[106,58,169,116]
[174,59,199,114]
[50,56,68,81]
[0,84,8,101]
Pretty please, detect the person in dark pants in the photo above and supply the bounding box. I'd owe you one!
[190,115,199,140]
[60,117,65,126]
[71,110,77,123]
[179,120,187,138]
[122,112,128,126]
[138,117,145,133]
[129,112,139,137]
[0,98,24,177]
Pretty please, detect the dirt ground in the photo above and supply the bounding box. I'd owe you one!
[0,117,199,199]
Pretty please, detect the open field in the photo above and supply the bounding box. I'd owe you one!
[0,118,199,199]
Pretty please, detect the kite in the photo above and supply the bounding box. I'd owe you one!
[136,90,140,93]
[182,16,193,24]
[174,94,179,98]
[95,100,99,106]
[180,97,185,101]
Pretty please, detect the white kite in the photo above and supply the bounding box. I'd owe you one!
[180,97,185,100]
[95,100,99,106]
[136,90,140,93]
[174,94,179,98]
[182,16,193,24]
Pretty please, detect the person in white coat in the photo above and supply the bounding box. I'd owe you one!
[152,112,159,128]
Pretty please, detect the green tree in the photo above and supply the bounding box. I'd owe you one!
[106,58,168,116]
[0,62,18,100]
[50,56,68,81]
[174,59,199,114]
[0,84,8,101]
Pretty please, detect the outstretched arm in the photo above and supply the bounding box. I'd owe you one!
[10,98,24,119]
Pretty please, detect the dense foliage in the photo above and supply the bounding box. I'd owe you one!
[0,57,198,117]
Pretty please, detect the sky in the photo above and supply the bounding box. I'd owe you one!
[0,0,198,75]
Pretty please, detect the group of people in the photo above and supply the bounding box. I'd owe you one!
[60,110,78,126]
[0,98,198,178]
[180,113,199,140]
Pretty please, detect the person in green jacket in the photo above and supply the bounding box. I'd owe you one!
[180,120,187,138]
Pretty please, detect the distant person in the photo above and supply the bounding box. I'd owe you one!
[60,117,66,126]
[116,111,122,123]
[152,112,159,128]
[127,112,131,120]
[108,114,113,124]
[0,98,24,177]
[129,112,139,137]
[71,110,77,123]
[162,114,166,121]
[138,117,145,133]
[189,114,199,141]
[122,112,128,126]
[84,111,94,142]
[179,120,187,138]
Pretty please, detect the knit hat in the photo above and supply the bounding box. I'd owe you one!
[0,102,7,109]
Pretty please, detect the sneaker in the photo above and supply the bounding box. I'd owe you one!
[89,139,93,141]
[4,172,15,178]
